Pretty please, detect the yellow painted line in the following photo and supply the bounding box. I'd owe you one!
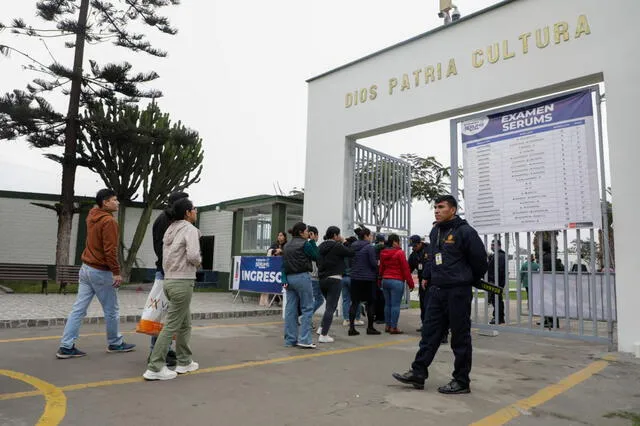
[0,369,66,425]
[0,320,283,343]
[0,337,418,401]
[470,359,610,426]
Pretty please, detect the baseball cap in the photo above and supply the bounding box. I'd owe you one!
[409,234,422,246]
[375,233,386,243]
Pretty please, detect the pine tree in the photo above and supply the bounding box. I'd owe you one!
[0,0,180,272]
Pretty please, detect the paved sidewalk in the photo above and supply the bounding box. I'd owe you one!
[0,291,281,329]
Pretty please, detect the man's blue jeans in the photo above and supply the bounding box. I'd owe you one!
[284,272,314,346]
[311,279,324,314]
[60,264,123,349]
[341,276,360,321]
[382,279,405,328]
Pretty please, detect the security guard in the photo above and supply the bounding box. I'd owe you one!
[407,234,429,331]
[393,195,487,394]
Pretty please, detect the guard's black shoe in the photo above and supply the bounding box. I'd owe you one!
[437,380,470,394]
[348,328,360,336]
[366,327,381,335]
[392,370,425,390]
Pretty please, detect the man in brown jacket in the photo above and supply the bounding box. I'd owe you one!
[56,189,136,358]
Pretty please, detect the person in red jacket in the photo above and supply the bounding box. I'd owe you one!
[379,234,414,334]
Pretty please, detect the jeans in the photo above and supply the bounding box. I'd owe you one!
[312,279,324,314]
[60,264,123,349]
[147,279,194,372]
[284,272,314,346]
[319,278,341,336]
[411,286,473,386]
[341,276,360,321]
[382,278,405,328]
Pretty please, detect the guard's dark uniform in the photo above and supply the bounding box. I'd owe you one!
[410,216,487,389]
[408,244,430,323]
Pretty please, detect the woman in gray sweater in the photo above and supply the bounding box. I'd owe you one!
[143,198,201,381]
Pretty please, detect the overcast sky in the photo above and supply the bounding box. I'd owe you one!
[0,0,501,234]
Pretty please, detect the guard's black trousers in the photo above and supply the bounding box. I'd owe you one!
[418,284,427,323]
[411,285,473,386]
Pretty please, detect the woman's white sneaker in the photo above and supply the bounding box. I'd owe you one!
[318,335,334,343]
[143,366,177,381]
[175,361,199,374]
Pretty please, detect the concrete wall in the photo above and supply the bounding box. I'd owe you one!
[305,0,640,352]
[0,196,74,264]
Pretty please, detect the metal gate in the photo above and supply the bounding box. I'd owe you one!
[352,143,411,237]
[450,86,617,349]
[351,143,412,308]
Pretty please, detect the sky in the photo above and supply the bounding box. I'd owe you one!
[0,0,501,235]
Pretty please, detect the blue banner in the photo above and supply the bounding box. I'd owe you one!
[237,256,283,294]
[461,90,593,145]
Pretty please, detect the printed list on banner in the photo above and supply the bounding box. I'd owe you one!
[461,90,602,234]
[232,256,283,295]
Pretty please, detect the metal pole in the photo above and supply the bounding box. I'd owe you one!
[551,235,557,329]
[539,236,544,330]
[590,228,598,336]
[450,120,459,198]
[515,232,522,326]
[577,229,584,335]
[484,234,489,323]
[527,232,533,329]
[594,88,614,350]
[505,233,510,324]
[563,230,570,331]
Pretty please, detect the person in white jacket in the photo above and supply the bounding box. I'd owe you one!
[143,198,201,381]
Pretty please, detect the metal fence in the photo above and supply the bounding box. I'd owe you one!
[450,86,616,349]
[473,231,616,348]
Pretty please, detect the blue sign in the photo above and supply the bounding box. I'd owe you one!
[461,90,593,145]
[237,256,283,294]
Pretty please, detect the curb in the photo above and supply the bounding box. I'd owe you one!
[0,308,282,329]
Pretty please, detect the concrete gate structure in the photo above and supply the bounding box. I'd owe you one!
[304,0,640,353]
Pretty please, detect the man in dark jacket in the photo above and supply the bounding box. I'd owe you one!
[393,195,487,394]
[541,241,563,328]
[149,191,188,366]
[408,234,430,331]
[487,239,507,324]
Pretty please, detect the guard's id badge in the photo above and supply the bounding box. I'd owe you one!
[435,253,443,265]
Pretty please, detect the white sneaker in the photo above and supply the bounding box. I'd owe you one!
[175,361,199,374]
[342,320,350,326]
[354,320,365,327]
[143,366,177,381]
[318,335,334,343]
[296,342,317,349]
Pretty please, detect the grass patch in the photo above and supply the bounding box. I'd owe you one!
[603,411,640,426]
[1,280,78,294]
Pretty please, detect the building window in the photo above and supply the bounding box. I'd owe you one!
[242,205,272,253]
[285,204,303,234]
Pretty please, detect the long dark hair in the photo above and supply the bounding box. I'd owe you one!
[288,222,307,238]
[354,224,371,240]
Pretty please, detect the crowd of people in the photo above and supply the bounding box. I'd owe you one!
[53,189,520,392]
